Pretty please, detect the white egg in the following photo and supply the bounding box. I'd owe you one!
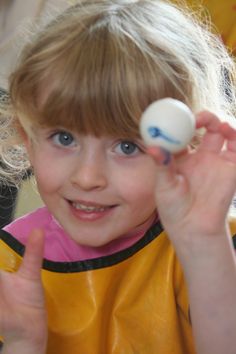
[140,98,196,153]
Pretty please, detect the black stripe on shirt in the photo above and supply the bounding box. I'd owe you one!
[0,221,164,273]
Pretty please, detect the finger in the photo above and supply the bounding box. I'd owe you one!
[196,111,225,152]
[196,111,221,131]
[146,147,180,192]
[18,229,45,281]
[198,131,225,153]
[220,123,236,163]
[146,146,172,165]
[220,122,236,139]
[221,123,236,151]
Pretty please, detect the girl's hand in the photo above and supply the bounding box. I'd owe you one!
[0,229,47,354]
[148,111,236,248]
[148,110,236,354]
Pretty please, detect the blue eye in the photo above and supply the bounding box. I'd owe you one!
[117,141,140,155]
[51,131,75,147]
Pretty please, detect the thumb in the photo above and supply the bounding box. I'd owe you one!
[147,147,179,193]
[147,147,189,227]
[18,229,45,281]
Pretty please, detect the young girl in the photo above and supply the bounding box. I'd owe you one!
[0,1,236,353]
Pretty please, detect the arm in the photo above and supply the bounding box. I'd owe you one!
[178,226,236,354]
[149,111,236,354]
[0,229,47,354]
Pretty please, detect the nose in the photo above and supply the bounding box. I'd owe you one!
[70,150,108,191]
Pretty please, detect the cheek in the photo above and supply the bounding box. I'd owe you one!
[116,164,157,204]
[124,180,157,220]
[32,155,65,193]
[34,167,57,194]
[127,182,156,206]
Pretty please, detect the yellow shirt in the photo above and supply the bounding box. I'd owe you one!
[0,221,235,354]
[0,222,196,354]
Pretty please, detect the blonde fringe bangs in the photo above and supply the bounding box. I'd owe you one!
[10,41,187,139]
[9,0,203,140]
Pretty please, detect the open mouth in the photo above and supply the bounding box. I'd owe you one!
[70,201,116,213]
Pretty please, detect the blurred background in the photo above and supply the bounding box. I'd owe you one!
[0,0,235,226]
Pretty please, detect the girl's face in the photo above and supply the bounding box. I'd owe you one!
[25,127,158,246]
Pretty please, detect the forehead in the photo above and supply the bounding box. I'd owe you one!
[11,3,188,140]
[33,68,150,139]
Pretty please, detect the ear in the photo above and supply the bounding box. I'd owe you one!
[15,120,34,160]
[17,124,31,146]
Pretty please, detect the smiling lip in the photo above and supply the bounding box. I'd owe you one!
[68,200,117,221]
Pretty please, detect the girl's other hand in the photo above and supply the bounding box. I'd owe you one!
[0,229,47,354]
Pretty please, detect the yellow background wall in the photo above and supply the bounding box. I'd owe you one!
[185,0,236,54]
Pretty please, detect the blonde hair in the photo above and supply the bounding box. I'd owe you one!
[0,0,236,183]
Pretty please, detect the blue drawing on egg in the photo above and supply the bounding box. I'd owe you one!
[148,126,181,145]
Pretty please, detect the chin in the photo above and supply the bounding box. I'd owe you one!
[70,233,113,248]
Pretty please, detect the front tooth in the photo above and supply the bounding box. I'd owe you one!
[73,203,105,211]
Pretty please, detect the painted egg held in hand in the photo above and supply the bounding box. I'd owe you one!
[139,98,196,153]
